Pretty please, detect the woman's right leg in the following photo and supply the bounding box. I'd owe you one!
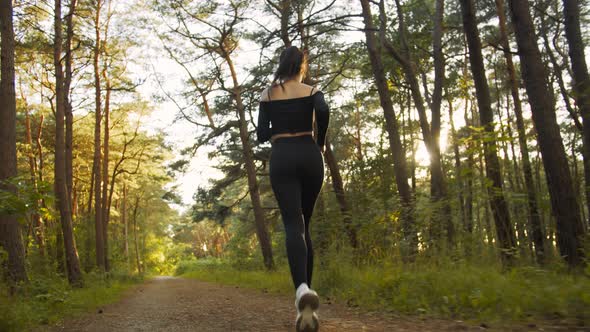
[270,144,308,291]
[300,144,325,289]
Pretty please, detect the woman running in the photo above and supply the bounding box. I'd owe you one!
[257,45,330,332]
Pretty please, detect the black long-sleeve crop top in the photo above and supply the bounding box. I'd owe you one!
[257,90,330,148]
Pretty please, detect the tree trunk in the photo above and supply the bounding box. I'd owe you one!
[324,139,358,248]
[494,0,545,262]
[225,53,274,270]
[460,0,517,264]
[464,104,474,234]
[101,0,114,273]
[54,0,83,286]
[123,184,129,270]
[36,115,47,256]
[101,69,111,272]
[132,194,142,274]
[92,0,105,270]
[24,105,45,256]
[563,0,590,225]
[360,0,417,259]
[64,0,76,206]
[447,94,466,232]
[55,226,65,273]
[508,0,585,267]
[84,154,94,272]
[280,0,291,47]
[430,0,454,245]
[0,0,28,285]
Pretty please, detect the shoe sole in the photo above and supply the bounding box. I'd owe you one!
[296,292,320,332]
[296,308,319,332]
[297,291,320,312]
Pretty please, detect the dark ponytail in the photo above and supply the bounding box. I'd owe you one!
[271,46,307,90]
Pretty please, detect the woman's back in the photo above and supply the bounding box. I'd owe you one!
[261,81,315,101]
[257,82,329,147]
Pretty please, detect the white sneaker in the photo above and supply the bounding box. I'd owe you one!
[294,283,319,332]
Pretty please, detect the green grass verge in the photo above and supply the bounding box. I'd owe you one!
[176,258,590,325]
[0,270,144,332]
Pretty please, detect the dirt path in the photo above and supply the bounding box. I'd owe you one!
[34,276,584,332]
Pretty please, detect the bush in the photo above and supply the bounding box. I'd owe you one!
[0,270,142,332]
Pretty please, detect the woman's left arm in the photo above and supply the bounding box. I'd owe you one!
[313,91,330,150]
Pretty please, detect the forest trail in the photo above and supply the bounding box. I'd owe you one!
[34,276,568,332]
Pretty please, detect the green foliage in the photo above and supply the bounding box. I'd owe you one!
[0,176,54,221]
[176,256,590,325]
[0,270,143,332]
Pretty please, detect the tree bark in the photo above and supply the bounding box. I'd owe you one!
[24,102,46,257]
[36,115,47,256]
[54,0,83,286]
[123,184,129,270]
[101,66,111,272]
[64,0,76,207]
[494,0,545,262]
[447,94,466,232]
[132,194,142,274]
[0,0,28,285]
[563,0,590,225]
[360,0,417,259]
[324,139,358,248]
[508,0,585,267]
[266,0,292,46]
[101,0,114,272]
[460,0,517,264]
[92,0,105,270]
[464,103,474,234]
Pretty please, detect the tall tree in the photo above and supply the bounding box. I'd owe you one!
[563,0,590,220]
[101,0,113,272]
[54,0,83,285]
[64,0,77,205]
[494,0,544,262]
[377,0,453,246]
[360,0,417,259]
[460,0,516,264]
[23,104,45,256]
[160,1,275,270]
[223,35,275,271]
[508,0,585,267]
[0,0,27,285]
[92,0,105,270]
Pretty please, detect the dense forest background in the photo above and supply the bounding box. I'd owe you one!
[1,0,590,329]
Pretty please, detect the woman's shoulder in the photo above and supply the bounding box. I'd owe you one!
[260,87,271,102]
[260,82,323,102]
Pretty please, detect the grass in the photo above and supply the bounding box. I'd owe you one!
[176,257,590,326]
[0,270,144,332]
[177,258,293,294]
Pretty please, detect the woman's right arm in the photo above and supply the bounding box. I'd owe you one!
[257,102,271,143]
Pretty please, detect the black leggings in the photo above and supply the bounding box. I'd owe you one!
[269,135,324,290]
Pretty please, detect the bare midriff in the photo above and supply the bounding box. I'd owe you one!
[270,131,313,143]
